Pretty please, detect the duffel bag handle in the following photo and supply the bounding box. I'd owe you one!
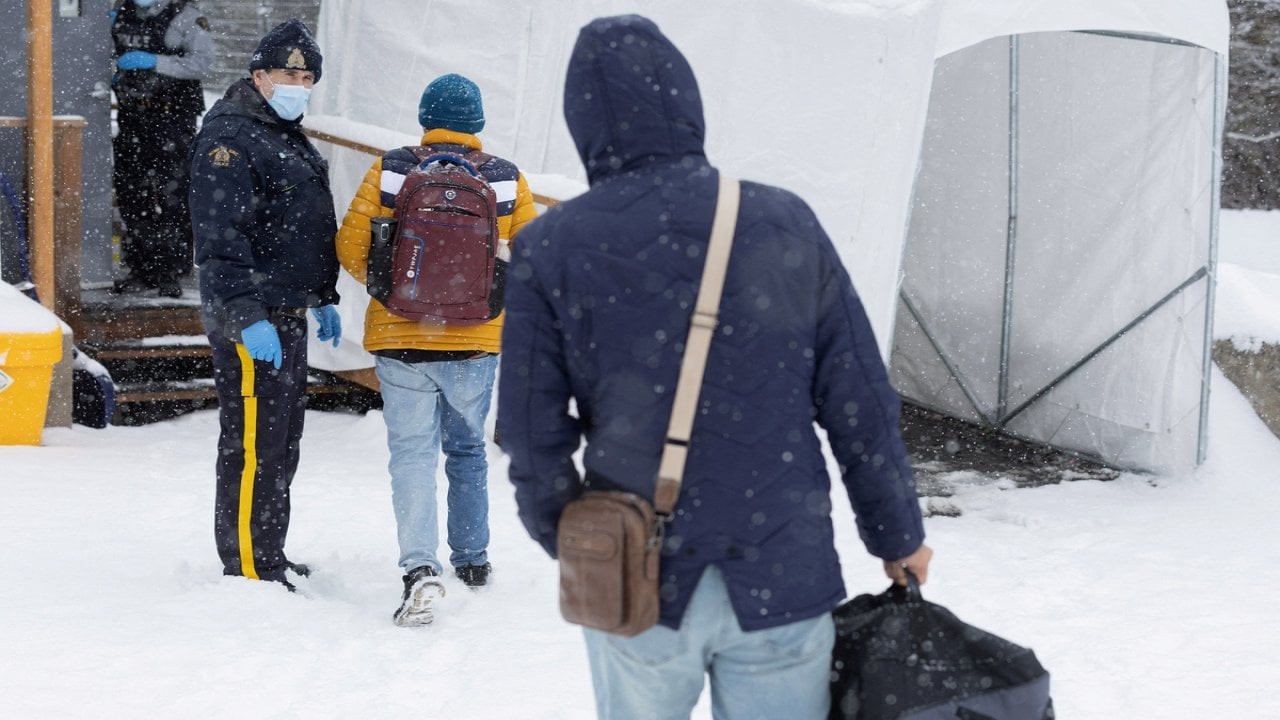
[886,568,924,603]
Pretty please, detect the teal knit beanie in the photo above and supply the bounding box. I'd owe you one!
[418,74,485,133]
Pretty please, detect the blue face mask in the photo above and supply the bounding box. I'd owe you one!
[263,76,311,121]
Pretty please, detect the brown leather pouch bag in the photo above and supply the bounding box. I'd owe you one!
[557,490,663,637]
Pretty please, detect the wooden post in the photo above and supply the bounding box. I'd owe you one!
[27,0,55,311]
[53,117,86,331]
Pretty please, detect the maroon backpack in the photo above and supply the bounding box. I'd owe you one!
[369,147,503,325]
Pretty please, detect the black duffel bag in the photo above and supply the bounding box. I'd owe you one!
[830,574,1054,719]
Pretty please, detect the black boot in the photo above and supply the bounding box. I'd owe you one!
[156,277,183,298]
[111,273,157,294]
[456,562,492,588]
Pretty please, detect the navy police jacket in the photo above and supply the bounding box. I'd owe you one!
[190,78,339,338]
[496,15,925,632]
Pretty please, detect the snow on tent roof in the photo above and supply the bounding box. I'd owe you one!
[935,0,1230,58]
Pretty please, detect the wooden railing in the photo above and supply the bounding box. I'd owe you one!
[0,115,86,332]
[301,126,562,208]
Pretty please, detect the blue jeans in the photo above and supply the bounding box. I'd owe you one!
[375,354,497,573]
[583,566,834,720]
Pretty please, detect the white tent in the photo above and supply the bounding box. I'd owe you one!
[892,2,1227,473]
[308,0,943,366]
[306,0,1228,473]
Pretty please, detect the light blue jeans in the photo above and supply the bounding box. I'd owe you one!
[583,566,835,720]
[375,354,497,574]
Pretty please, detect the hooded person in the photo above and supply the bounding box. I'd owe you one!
[187,19,343,592]
[496,14,932,719]
[334,72,537,626]
[110,0,214,297]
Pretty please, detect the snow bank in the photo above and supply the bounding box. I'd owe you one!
[1215,209,1280,350]
[0,282,60,334]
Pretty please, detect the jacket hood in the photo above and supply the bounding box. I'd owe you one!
[563,15,706,184]
[204,77,299,128]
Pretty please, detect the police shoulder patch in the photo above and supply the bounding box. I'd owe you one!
[207,145,241,168]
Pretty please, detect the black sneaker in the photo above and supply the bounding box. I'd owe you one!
[111,274,157,294]
[393,566,446,627]
[156,277,183,298]
[456,562,492,588]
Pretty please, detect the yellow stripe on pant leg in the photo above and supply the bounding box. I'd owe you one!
[236,343,259,580]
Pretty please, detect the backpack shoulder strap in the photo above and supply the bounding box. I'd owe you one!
[380,145,423,175]
[462,149,494,173]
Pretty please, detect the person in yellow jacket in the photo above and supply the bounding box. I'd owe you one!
[336,73,537,627]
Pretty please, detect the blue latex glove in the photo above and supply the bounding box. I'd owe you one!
[241,320,282,369]
[312,305,342,347]
[116,50,157,71]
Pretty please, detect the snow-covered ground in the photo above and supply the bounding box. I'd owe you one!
[1,210,1277,718]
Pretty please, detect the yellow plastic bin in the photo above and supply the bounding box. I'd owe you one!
[0,284,64,445]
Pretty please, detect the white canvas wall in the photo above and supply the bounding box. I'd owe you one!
[306,0,944,365]
[891,32,1221,472]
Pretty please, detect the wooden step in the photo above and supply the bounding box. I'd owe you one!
[70,283,383,423]
[72,281,204,343]
[114,378,218,404]
[78,336,213,385]
[74,304,204,344]
[111,371,381,426]
[87,342,212,361]
[113,373,372,404]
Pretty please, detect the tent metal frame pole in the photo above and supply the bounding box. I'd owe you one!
[898,290,994,425]
[1198,54,1225,465]
[1076,30,1201,49]
[1000,267,1209,427]
[997,35,1021,421]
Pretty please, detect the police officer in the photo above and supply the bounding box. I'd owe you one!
[111,0,213,298]
[189,19,343,591]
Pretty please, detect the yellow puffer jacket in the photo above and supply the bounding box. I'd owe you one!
[335,129,538,353]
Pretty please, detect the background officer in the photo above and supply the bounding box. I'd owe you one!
[110,0,213,297]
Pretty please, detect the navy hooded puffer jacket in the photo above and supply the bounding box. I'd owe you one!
[497,14,924,632]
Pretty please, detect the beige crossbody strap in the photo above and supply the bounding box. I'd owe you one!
[654,176,740,515]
